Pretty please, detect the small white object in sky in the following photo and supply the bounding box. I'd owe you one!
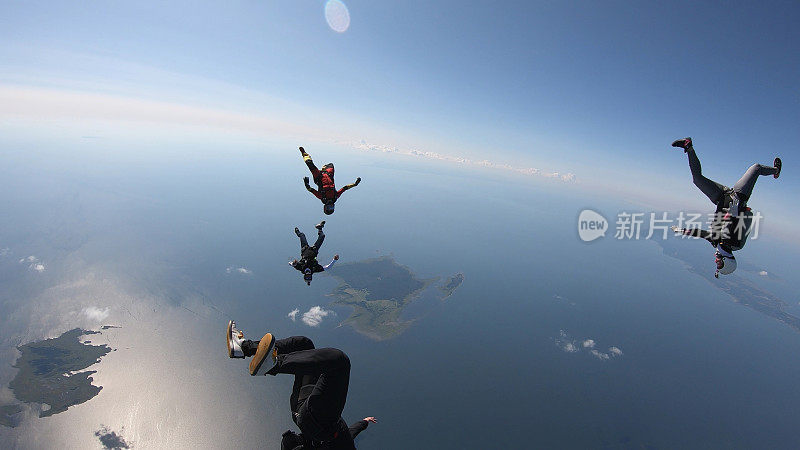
[325,0,351,33]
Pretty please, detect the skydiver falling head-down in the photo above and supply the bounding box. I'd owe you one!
[290,221,338,285]
[299,147,361,215]
[669,137,782,278]
[226,321,377,450]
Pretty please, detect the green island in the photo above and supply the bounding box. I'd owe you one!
[327,256,463,340]
[7,328,112,420]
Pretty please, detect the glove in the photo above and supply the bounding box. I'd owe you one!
[304,176,310,186]
[354,177,361,186]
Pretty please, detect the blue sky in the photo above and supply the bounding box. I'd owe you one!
[1,0,798,235]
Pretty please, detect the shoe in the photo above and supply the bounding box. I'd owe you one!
[671,137,693,150]
[299,146,306,155]
[774,157,782,179]
[249,333,278,376]
[226,320,245,359]
[295,227,301,236]
[315,221,326,231]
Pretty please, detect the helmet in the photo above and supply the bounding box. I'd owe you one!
[323,203,335,215]
[715,254,737,277]
[304,268,313,284]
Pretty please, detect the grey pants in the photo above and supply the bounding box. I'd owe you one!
[687,148,777,205]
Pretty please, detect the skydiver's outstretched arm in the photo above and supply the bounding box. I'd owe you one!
[672,226,714,244]
[349,417,377,439]
[336,177,361,197]
[304,177,323,200]
[322,254,339,271]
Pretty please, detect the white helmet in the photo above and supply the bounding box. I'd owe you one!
[715,255,737,278]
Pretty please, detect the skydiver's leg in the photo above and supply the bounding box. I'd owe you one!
[273,336,318,414]
[297,231,309,250]
[276,336,316,354]
[686,147,726,205]
[241,336,318,396]
[277,348,351,428]
[732,163,778,203]
[300,148,322,181]
[312,231,325,252]
[240,336,316,365]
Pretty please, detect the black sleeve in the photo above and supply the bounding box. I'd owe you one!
[349,420,369,439]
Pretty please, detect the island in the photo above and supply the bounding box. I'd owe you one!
[8,328,112,418]
[439,273,464,300]
[326,256,463,340]
[657,238,800,332]
[0,404,24,428]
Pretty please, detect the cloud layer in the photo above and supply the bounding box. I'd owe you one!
[355,140,577,183]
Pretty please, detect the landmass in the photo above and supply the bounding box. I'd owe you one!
[0,404,24,428]
[439,273,464,300]
[8,328,112,418]
[95,425,131,449]
[657,238,800,332]
[327,256,463,340]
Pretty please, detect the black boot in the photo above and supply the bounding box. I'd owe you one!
[774,157,782,179]
[671,137,693,152]
[315,221,326,231]
[295,227,301,236]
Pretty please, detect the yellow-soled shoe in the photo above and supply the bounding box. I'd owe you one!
[249,333,277,376]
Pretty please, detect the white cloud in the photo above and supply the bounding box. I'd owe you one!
[226,266,252,275]
[555,330,579,353]
[301,306,333,327]
[20,255,37,264]
[20,256,45,272]
[758,271,768,277]
[555,331,623,361]
[355,140,577,183]
[83,306,110,322]
[288,308,300,322]
[0,247,9,256]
